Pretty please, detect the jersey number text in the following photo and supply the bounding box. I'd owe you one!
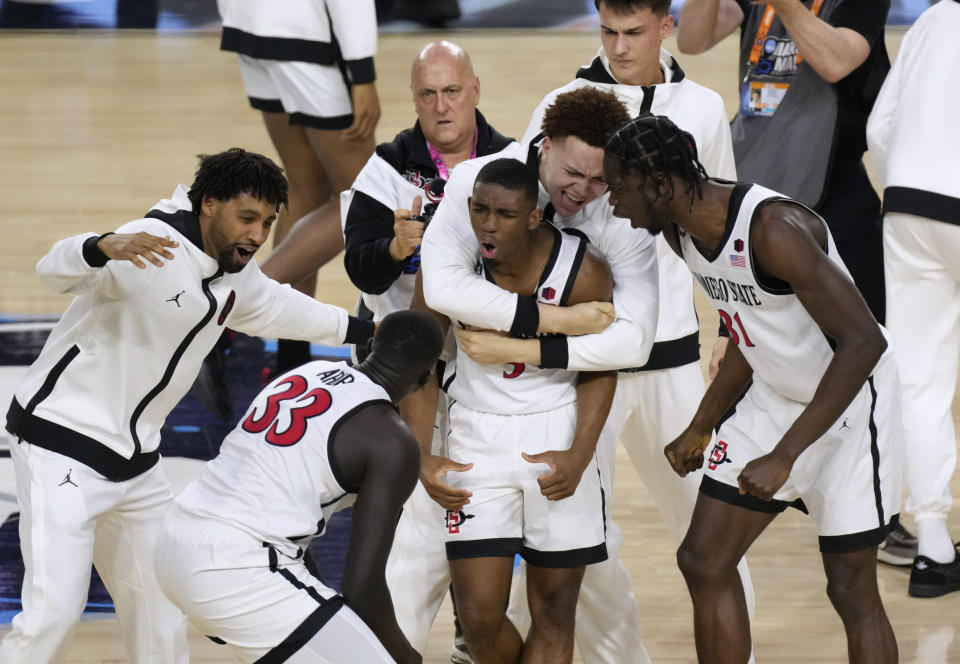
[242,375,333,447]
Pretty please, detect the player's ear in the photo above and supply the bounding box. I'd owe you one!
[528,208,543,229]
[417,369,433,389]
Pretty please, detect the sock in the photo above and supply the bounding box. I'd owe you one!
[917,518,956,563]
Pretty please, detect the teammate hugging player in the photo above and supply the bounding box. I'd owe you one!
[404,158,616,664]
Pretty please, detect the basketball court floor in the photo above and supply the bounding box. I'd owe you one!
[1,25,958,664]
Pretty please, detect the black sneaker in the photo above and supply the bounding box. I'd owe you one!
[877,521,918,567]
[908,546,960,598]
[450,632,473,664]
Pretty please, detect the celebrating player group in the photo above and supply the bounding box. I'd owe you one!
[6,0,959,663]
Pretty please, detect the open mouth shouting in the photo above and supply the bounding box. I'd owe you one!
[557,189,586,215]
[233,244,258,266]
[480,240,497,259]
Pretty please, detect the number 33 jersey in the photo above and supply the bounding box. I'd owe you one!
[176,361,391,557]
[677,183,887,404]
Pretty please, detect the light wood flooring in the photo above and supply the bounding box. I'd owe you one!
[2,26,959,664]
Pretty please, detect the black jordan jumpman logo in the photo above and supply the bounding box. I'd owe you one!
[58,469,78,487]
[166,290,186,307]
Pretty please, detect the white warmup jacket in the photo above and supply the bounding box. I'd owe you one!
[6,186,355,481]
[420,141,660,372]
[521,48,736,369]
[866,0,960,225]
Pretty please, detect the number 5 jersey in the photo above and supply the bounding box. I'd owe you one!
[176,361,390,558]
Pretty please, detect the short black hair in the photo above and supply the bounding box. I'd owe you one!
[474,158,539,208]
[188,148,289,215]
[541,87,631,149]
[372,310,444,378]
[595,0,672,17]
[605,114,708,206]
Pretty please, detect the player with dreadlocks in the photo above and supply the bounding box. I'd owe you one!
[604,115,904,664]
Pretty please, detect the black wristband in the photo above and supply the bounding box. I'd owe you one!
[345,57,376,85]
[539,335,569,369]
[345,316,376,346]
[82,233,113,267]
[509,295,539,337]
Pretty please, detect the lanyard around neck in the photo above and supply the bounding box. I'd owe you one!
[426,127,479,181]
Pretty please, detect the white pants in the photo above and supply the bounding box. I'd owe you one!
[385,481,451,654]
[884,212,960,522]
[155,508,393,663]
[0,442,188,664]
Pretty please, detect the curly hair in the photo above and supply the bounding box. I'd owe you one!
[187,148,289,214]
[540,87,631,149]
[605,114,708,207]
[595,0,671,17]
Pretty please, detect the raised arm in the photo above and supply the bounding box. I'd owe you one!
[226,266,367,348]
[738,203,886,499]
[677,0,744,54]
[37,221,178,297]
[332,405,423,664]
[342,153,425,294]
[759,0,875,84]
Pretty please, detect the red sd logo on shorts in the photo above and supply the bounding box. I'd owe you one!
[445,509,474,534]
[708,440,733,471]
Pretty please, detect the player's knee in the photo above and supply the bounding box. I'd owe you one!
[676,540,729,588]
[529,601,577,637]
[824,560,879,619]
[456,597,504,646]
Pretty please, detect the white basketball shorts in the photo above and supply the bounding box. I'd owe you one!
[236,54,354,130]
[443,401,607,567]
[701,353,904,553]
[154,507,393,663]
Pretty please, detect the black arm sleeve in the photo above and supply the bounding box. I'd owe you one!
[332,404,422,663]
[343,191,407,295]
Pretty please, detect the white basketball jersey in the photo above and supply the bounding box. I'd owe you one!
[678,183,859,403]
[447,225,587,415]
[176,361,392,557]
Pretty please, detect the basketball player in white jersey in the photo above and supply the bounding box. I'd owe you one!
[404,158,616,664]
[507,3,754,658]
[604,114,903,663]
[153,310,444,664]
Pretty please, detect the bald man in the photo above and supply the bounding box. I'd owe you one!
[343,41,512,661]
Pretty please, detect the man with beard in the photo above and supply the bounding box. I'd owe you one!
[604,115,903,664]
[1,148,374,664]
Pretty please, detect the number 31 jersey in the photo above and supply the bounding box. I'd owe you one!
[677,183,878,404]
[176,360,392,557]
